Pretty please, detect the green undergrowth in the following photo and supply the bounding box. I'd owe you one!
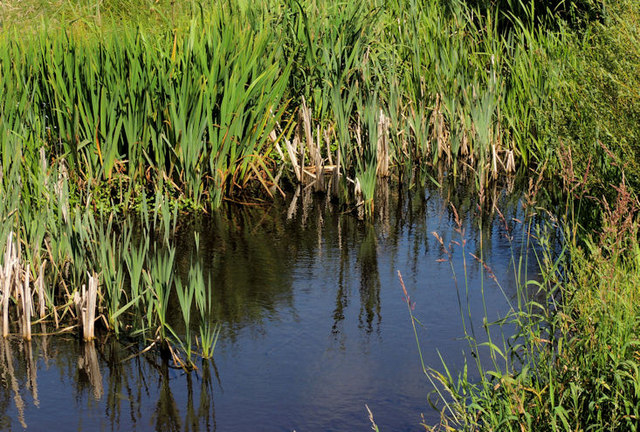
[0,0,568,215]
[545,0,640,198]
[421,182,640,431]
[416,2,640,428]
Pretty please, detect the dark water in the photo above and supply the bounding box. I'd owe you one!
[0,183,542,431]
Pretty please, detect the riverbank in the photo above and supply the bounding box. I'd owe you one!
[419,1,640,430]
[1,0,639,430]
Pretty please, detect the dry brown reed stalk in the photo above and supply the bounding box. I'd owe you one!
[365,404,380,431]
[430,93,450,163]
[376,109,390,178]
[36,260,46,319]
[285,133,303,183]
[20,264,32,340]
[300,97,325,192]
[324,125,334,166]
[505,149,516,173]
[1,231,18,338]
[74,273,98,341]
[523,161,547,210]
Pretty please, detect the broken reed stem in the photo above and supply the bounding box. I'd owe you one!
[301,97,324,191]
[22,264,32,340]
[2,232,17,338]
[87,275,96,340]
[74,273,98,341]
[37,260,46,319]
[376,109,390,178]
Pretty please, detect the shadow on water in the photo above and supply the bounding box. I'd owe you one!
[0,334,221,432]
[0,178,551,431]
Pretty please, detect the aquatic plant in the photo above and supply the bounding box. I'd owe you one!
[0,0,569,220]
[0,0,635,389]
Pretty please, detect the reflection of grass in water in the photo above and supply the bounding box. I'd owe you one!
[409,182,640,430]
[0,0,599,369]
[0,335,220,430]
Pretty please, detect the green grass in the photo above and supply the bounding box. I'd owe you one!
[0,0,570,216]
[413,2,640,423]
[0,0,639,402]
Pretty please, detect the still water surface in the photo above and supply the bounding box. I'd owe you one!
[0,185,541,431]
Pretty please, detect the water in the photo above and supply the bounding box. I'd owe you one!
[0,183,542,431]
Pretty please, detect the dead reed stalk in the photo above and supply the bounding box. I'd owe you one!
[376,109,390,177]
[1,232,18,338]
[20,264,32,340]
[74,273,98,341]
[300,97,324,191]
[36,260,46,319]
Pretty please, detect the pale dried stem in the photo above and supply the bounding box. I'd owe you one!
[376,109,390,178]
[74,273,98,341]
[2,232,17,337]
[22,264,32,340]
[36,260,46,319]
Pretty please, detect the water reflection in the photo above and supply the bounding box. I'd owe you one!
[175,178,531,343]
[0,179,545,431]
[0,336,220,431]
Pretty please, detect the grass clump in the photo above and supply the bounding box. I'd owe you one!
[413,2,640,429]
[425,188,640,431]
[545,0,640,197]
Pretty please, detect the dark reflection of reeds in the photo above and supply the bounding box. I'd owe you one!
[197,360,217,431]
[166,175,533,350]
[0,335,220,431]
[100,338,145,429]
[0,338,26,428]
[357,225,381,334]
[78,341,103,400]
[155,361,182,432]
[0,334,60,430]
[25,340,38,408]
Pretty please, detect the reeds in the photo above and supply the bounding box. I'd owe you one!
[0,200,224,368]
[0,0,617,377]
[74,274,98,341]
[1,232,17,338]
[0,0,566,218]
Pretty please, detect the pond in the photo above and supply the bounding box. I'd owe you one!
[0,182,541,431]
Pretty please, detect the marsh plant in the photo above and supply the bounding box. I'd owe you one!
[0,0,638,414]
[407,171,640,431]
[0,0,572,218]
[0,199,223,369]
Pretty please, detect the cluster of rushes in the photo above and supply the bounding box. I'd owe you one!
[0,0,558,214]
[0,0,562,370]
[0,175,220,369]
